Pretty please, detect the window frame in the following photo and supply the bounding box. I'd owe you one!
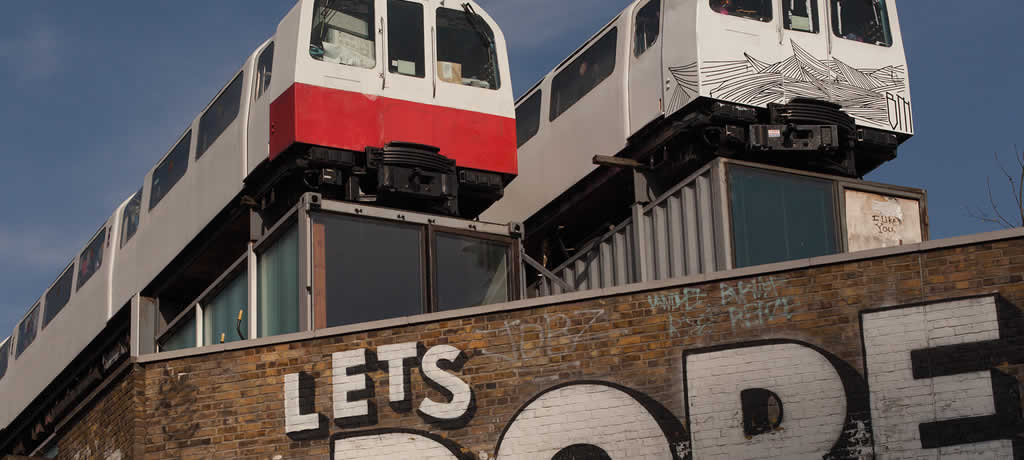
[428,226,518,312]
[157,252,249,351]
[15,303,41,359]
[708,0,773,23]
[149,130,192,211]
[0,338,9,381]
[434,6,501,90]
[830,0,893,47]
[549,27,619,122]
[121,188,142,248]
[77,226,107,291]
[255,42,275,100]
[42,263,75,328]
[196,71,244,159]
[633,0,661,57]
[254,212,303,338]
[387,0,426,78]
[308,0,378,69]
[515,90,543,147]
[783,0,820,33]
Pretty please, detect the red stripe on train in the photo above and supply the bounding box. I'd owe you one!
[270,83,517,176]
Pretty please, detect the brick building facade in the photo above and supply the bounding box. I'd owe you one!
[12,229,1024,459]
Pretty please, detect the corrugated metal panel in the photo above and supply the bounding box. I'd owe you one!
[529,162,728,297]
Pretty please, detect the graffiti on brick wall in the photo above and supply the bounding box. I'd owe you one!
[278,294,1024,459]
[648,288,713,338]
[471,308,606,362]
[720,276,797,331]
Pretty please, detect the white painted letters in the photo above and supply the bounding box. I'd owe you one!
[418,344,472,421]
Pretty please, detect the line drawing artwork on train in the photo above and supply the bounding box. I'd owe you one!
[666,62,700,113]
[694,40,910,132]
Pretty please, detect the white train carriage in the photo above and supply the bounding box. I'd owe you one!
[483,0,913,231]
[0,0,514,438]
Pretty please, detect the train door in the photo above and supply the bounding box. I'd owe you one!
[777,0,830,102]
[247,41,275,175]
[627,0,665,136]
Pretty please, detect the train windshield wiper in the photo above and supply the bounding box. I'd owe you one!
[461,3,493,50]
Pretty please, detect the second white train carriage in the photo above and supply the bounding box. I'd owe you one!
[483,0,913,231]
[0,0,515,435]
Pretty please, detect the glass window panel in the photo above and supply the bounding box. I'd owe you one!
[310,0,376,68]
[831,0,892,46]
[203,271,249,346]
[162,315,196,352]
[710,0,772,22]
[436,7,499,90]
[387,0,425,78]
[77,228,106,290]
[435,233,509,311]
[784,0,819,33]
[0,340,8,380]
[150,131,191,211]
[121,188,142,247]
[729,166,838,268]
[258,225,300,338]
[634,0,661,57]
[550,28,617,121]
[16,304,40,358]
[314,213,424,328]
[43,266,74,327]
[196,73,244,159]
[256,43,274,99]
[516,91,542,147]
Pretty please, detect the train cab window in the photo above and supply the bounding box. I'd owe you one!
[255,43,274,99]
[0,340,8,380]
[831,0,892,46]
[710,0,772,22]
[436,7,499,90]
[150,131,191,211]
[310,0,376,68]
[634,0,660,57]
[16,304,39,358]
[516,90,543,147]
[202,270,248,346]
[197,72,243,159]
[257,224,300,338]
[121,188,141,248]
[42,266,74,327]
[77,227,106,290]
[435,232,510,311]
[550,28,617,121]
[729,165,838,268]
[312,212,424,328]
[784,0,819,33]
[388,0,425,78]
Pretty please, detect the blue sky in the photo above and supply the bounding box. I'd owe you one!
[0,0,1021,336]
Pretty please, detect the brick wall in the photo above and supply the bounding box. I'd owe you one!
[58,365,138,460]
[55,236,1024,459]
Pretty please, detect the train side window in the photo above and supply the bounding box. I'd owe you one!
[42,266,74,327]
[77,227,106,290]
[16,304,40,358]
[310,0,376,68]
[312,212,424,329]
[196,72,243,159]
[0,339,8,380]
[549,27,618,121]
[255,42,274,99]
[710,0,772,22]
[634,0,660,57]
[388,0,425,78]
[149,131,191,211]
[831,0,892,46]
[436,7,499,90]
[121,188,141,248]
[784,0,819,33]
[516,91,542,147]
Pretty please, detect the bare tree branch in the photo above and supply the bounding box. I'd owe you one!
[970,147,1024,229]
